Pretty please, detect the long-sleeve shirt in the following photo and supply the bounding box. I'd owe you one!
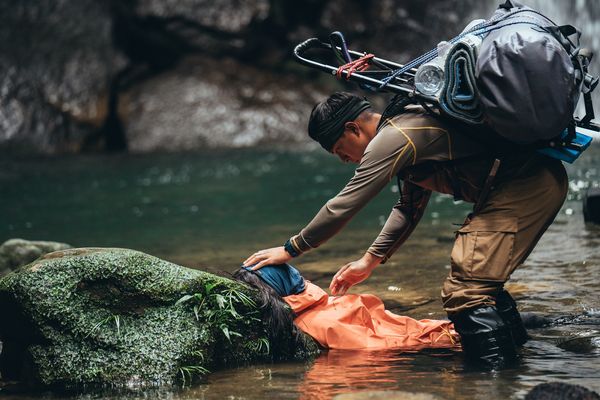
[289,106,495,262]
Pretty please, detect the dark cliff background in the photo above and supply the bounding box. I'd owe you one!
[1,0,598,155]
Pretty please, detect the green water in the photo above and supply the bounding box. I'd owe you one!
[0,149,468,270]
[1,145,600,399]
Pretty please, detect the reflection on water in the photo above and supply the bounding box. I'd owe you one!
[1,145,600,399]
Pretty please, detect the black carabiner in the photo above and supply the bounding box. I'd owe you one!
[329,31,352,64]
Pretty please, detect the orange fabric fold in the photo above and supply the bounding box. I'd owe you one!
[283,281,460,350]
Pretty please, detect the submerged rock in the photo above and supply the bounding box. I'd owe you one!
[0,239,71,277]
[0,248,318,387]
[525,382,600,400]
[333,391,443,400]
[557,335,600,354]
[520,312,555,329]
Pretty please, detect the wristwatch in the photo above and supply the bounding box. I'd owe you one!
[284,239,300,257]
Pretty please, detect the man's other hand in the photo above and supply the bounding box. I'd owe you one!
[329,252,382,295]
[243,246,292,270]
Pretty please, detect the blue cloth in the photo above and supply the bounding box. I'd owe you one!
[537,128,593,164]
[242,263,305,297]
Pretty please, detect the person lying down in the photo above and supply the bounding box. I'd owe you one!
[234,263,460,351]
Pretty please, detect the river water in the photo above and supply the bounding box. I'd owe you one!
[1,143,599,399]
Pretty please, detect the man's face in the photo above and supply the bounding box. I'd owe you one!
[330,123,369,164]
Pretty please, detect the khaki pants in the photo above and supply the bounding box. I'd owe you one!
[441,154,568,314]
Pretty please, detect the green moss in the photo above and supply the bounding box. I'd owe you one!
[0,248,318,388]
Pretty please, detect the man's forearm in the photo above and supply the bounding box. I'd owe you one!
[367,207,413,260]
[373,211,420,263]
[368,184,431,262]
[288,167,394,255]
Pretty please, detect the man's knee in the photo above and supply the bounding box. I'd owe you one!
[450,214,519,283]
[445,217,516,314]
[441,275,502,314]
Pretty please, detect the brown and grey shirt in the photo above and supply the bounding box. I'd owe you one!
[289,106,496,262]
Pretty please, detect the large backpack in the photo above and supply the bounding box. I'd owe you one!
[409,0,597,160]
[475,1,583,144]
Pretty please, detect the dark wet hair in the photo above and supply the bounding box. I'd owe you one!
[525,382,600,400]
[233,269,306,359]
[308,92,372,152]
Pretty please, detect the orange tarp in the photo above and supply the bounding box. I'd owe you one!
[283,281,460,350]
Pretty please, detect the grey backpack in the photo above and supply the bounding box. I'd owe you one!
[475,1,591,144]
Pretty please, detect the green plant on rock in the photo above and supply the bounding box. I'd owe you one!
[177,282,261,344]
[85,313,124,338]
[249,337,270,355]
[178,365,210,387]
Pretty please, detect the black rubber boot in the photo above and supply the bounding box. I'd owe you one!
[496,290,529,346]
[450,306,518,369]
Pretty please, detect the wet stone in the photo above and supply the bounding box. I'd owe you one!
[0,0,122,154]
[122,56,327,152]
[0,248,318,387]
[583,188,600,224]
[0,238,71,277]
[133,0,270,34]
[557,335,600,354]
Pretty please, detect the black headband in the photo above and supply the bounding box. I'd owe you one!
[309,97,371,152]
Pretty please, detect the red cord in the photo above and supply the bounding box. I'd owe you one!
[336,54,374,80]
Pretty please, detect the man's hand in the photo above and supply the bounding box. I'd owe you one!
[243,246,292,270]
[329,252,382,295]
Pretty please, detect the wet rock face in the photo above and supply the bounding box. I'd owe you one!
[0,248,318,387]
[15,0,597,154]
[123,56,327,152]
[320,0,475,61]
[0,239,71,277]
[121,0,487,153]
[0,0,123,154]
[134,0,270,34]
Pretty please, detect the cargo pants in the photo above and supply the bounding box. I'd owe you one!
[441,154,569,314]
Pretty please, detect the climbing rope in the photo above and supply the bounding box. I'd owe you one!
[336,53,375,80]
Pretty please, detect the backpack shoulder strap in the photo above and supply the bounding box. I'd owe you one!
[377,94,418,131]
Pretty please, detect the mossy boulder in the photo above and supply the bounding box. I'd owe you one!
[0,248,318,388]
